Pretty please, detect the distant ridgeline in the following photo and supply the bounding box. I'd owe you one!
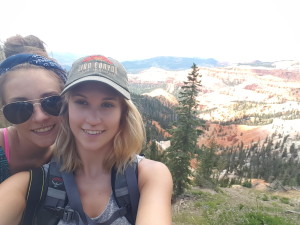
[52,53,296,73]
[52,53,224,73]
[122,56,224,73]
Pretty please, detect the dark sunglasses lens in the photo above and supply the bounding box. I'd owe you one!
[3,102,33,124]
[41,96,62,116]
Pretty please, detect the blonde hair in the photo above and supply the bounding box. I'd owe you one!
[54,91,146,173]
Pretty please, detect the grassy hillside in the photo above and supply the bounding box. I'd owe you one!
[172,186,300,225]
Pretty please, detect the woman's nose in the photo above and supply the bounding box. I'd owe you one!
[31,103,49,122]
[86,109,102,125]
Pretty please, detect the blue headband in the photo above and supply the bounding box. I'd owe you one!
[0,54,67,83]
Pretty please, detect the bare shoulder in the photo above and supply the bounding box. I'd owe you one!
[138,158,172,188]
[138,158,170,173]
[0,172,30,225]
[0,171,30,193]
[136,159,173,224]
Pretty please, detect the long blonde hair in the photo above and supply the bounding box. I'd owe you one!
[54,90,145,173]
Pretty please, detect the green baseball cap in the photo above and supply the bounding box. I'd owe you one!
[62,55,130,99]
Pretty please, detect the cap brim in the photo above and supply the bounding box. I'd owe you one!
[61,76,130,99]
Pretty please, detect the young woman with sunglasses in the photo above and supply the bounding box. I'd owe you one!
[0,35,66,182]
[0,54,172,225]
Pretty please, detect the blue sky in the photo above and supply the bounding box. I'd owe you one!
[1,0,299,62]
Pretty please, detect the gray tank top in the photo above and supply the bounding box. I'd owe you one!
[57,194,130,225]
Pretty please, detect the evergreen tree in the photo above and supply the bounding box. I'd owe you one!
[195,142,219,188]
[166,63,203,197]
[143,140,166,163]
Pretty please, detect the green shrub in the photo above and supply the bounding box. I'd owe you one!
[242,180,252,188]
[238,204,244,210]
[261,194,269,201]
[173,213,207,225]
[189,189,212,198]
[239,212,295,225]
[219,177,231,187]
[280,197,290,204]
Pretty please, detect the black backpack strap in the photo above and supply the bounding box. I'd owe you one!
[44,161,67,209]
[60,170,88,224]
[125,163,140,223]
[112,159,140,224]
[20,166,45,225]
[34,161,70,225]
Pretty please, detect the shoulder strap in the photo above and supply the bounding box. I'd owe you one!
[43,161,68,208]
[112,160,140,224]
[32,161,70,225]
[20,167,45,225]
[60,169,88,224]
[125,163,140,223]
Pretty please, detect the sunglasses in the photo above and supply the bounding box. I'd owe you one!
[1,95,62,124]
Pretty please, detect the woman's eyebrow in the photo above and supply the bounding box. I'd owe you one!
[40,92,60,98]
[7,92,59,103]
[71,93,87,98]
[103,96,118,100]
[7,97,27,102]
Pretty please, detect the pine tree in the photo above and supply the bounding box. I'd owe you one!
[195,142,218,188]
[144,140,166,162]
[167,63,203,197]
